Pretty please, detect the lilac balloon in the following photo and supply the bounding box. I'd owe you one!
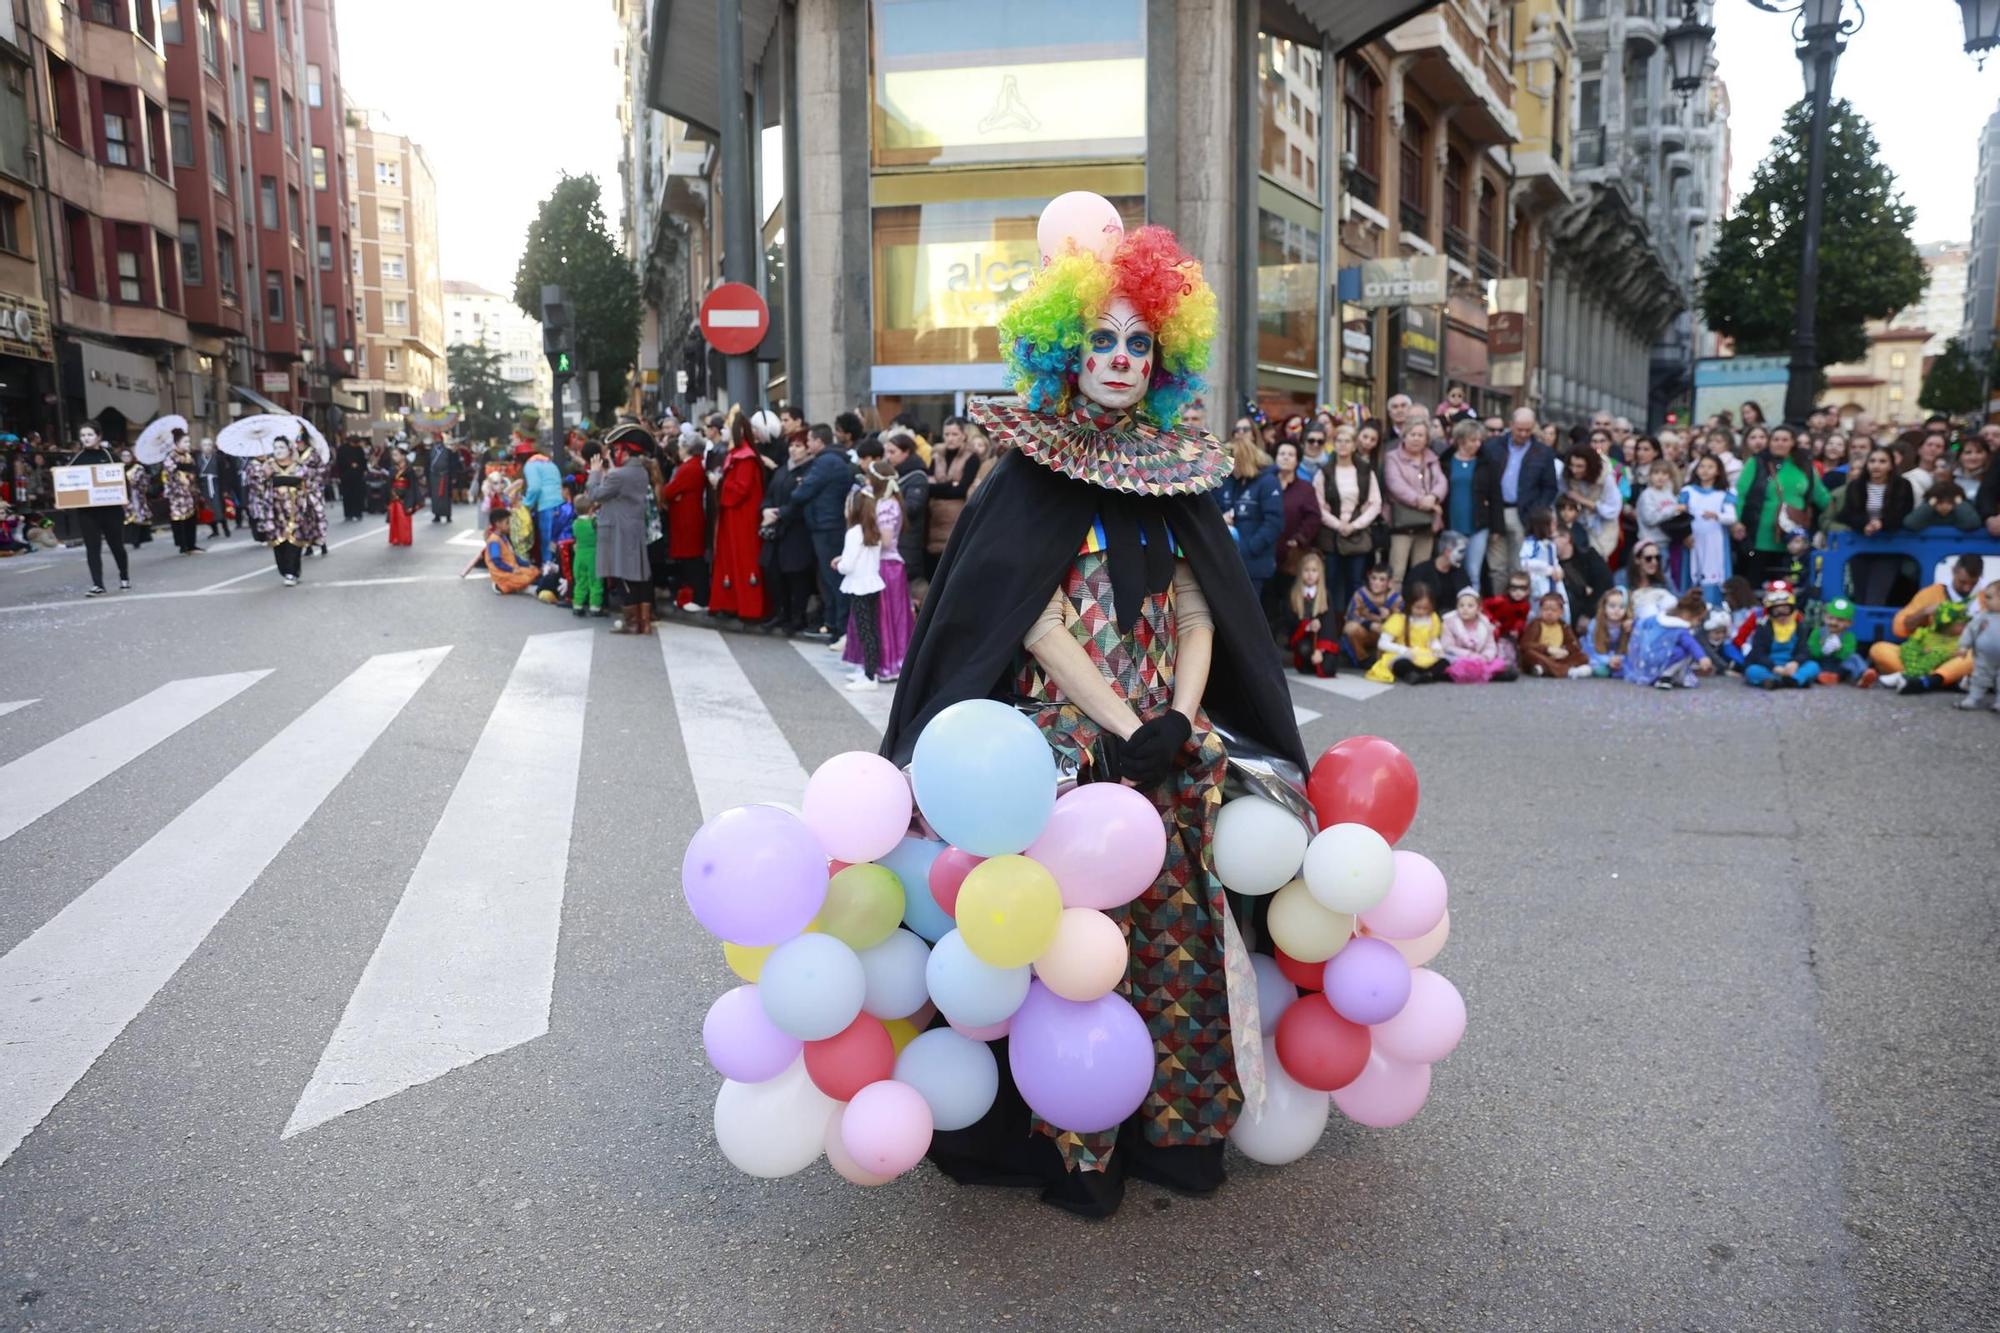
[702,984,801,1083]
[1322,936,1412,1025]
[1025,783,1168,910]
[803,752,914,865]
[1007,981,1153,1134]
[682,805,828,946]
[1332,1051,1432,1128]
[1359,850,1448,941]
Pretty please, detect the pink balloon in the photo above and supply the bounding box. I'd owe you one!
[1386,909,1450,967]
[803,752,914,865]
[1037,191,1125,265]
[1332,1052,1432,1128]
[1360,850,1447,940]
[824,1104,894,1186]
[1024,783,1167,911]
[929,847,985,916]
[1367,969,1466,1065]
[839,1080,934,1177]
[949,1016,1011,1042]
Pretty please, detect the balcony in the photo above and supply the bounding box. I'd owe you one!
[1476,246,1503,281]
[1656,105,1687,152]
[1624,0,1662,48]
[1400,201,1430,239]
[1443,226,1471,264]
[1385,3,1521,147]
[1573,126,1609,172]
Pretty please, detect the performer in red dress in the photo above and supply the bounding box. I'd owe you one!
[708,416,768,620]
[385,447,416,547]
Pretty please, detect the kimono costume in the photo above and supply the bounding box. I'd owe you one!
[123,463,153,544]
[883,398,1303,1210]
[386,466,416,546]
[844,491,915,679]
[258,463,310,547]
[708,442,767,619]
[163,458,198,522]
[299,449,328,549]
[243,458,274,539]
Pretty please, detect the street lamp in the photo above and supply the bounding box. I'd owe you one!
[1664,3,1715,101]
[1963,0,2000,67]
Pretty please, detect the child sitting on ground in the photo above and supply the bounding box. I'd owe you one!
[1956,579,2000,712]
[1439,588,1517,683]
[1810,596,1872,686]
[1519,592,1589,679]
[1586,587,1632,678]
[1482,572,1533,671]
[1702,608,1741,674]
[1287,551,1340,677]
[478,513,539,595]
[1367,585,1450,684]
[1625,589,1716,689]
[1743,583,1819,689]
[1342,565,1402,671]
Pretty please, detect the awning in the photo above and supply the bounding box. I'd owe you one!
[646,0,784,136]
[1272,0,1442,52]
[77,340,164,421]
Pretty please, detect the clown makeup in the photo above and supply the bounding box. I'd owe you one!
[1078,297,1155,412]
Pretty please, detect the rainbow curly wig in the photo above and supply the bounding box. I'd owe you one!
[997,225,1218,431]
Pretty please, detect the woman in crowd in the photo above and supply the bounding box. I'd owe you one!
[336,435,369,521]
[298,425,329,557]
[1734,424,1829,587]
[1740,401,1766,432]
[1818,433,1851,486]
[1312,422,1380,619]
[1441,419,1494,590]
[1628,434,1666,487]
[1741,424,1770,467]
[709,416,767,622]
[1382,417,1444,580]
[1216,425,1267,514]
[759,432,817,633]
[1439,587,1515,683]
[1296,421,1327,481]
[385,447,417,547]
[1563,442,1623,562]
[1836,444,1916,606]
[587,425,656,634]
[1269,439,1322,631]
[1954,433,1989,503]
[925,415,982,577]
[661,435,710,611]
[1621,540,1677,623]
[1221,433,1280,609]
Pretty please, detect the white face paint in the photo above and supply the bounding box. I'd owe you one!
[78,425,101,449]
[1077,297,1155,412]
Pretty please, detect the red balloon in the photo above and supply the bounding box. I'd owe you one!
[1273,946,1325,992]
[803,1015,895,1101]
[1274,993,1371,1091]
[829,860,853,876]
[1307,735,1420,844]
[929,847,985,917]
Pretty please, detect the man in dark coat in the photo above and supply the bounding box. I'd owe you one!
[335,436,369,521]
[783,423,856,640]
[1479,407,1558,589]
[426,437,458,522]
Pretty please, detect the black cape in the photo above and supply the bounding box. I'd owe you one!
[880,448,1305,773]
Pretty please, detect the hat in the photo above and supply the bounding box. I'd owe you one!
[1703,609,1731,634]
[1823,597,1855,620]
[1763,581,1797,609]
[603,422,656,453]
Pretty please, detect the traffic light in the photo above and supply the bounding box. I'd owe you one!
[541,284,576,378]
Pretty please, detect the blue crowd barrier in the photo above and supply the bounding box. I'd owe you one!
[1815,529,2000,643]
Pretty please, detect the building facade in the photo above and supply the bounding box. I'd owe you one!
[1911,241,1968,361]
[1964,104,2000,359]
[0,3,58,444]
[442,278,552,417]
[1824,324,1931,428]
[344,104,441,435]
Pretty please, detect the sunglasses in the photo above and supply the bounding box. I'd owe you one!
[1306,436,1326,445]
[1640,553,1660,562]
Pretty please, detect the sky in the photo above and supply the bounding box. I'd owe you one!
[335,0,625,295]
[1711,2,2000,243]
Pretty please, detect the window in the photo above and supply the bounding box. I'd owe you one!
[216,229,236,297]
[1443,146,1466,235]
[259,176,278,229]
[316,225,332,270]
[281,93,295,147]
[1579,75,1602,131]
[1477,178,1498,253]
[168,101,194,167]
[381,252,404,280]
[385,347,400,373]
[46,55,83,152]
[64,206,96,298]
[253,79,271,132]
[246,0,264,28]
[145,100,168,177]
[1399,110,1429,228]
[288,185,302,240]
[307,63,323,108]
[0,193,21,254]
[135,0,155,43]
[351,245,361,277]
[115,227,144,302]
[162,0,182,41]
[1343,63,1381,194]
[206,114,228,190]
[385,298,407,324]
[380,205,402,234]
[89,0,120,25]
[265,269,284,320]
[179,219,204,285]
[376,159,400,187]
[102,104,132,168]
[277,0,289,46]
[197,2,218,73]
[1890,350,1908,370]
[311,145,327,190]
[156,232,180,310]
[293,276,306,329]
[1889,384,1904,402]
[320,303,336,347]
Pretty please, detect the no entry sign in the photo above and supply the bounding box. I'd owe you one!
[699,282,770,357]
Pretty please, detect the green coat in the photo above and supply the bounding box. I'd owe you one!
[1736,457,1831,554]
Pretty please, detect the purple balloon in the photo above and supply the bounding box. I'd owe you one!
[1323,936,1412,1025]
[681,805,828,946]
[1006,981,1154,1134]
[702,985,801,1083]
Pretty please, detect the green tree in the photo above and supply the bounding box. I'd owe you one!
[513,175,640,422]
[1919,337,1984,416]
[446,341,518,443]
[1698,100,1926,369]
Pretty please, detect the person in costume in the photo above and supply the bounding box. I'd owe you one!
[385,447,417,547]
[121,446,154,547]
[163,433,203,554]
[336,434,369,521]
[586,423,656,634]
[196,437,233,540]
[843,458,914,681]
[252,437,312,586]
[881,209,1304,1218]
[480,513,539,594]
[72,425,133,594]
[708,415,768,621]
[1870,555,1985,695]
[296,422,329,557]
[1742,583,1819,688]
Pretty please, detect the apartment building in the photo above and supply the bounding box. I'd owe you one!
[344,103,441,435]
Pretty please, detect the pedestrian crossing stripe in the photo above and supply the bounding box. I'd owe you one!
[0,623,1380,1163]
[0,699,39,719]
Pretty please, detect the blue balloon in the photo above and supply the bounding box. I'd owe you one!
[880,836,953,942]
[757,934,865,1041]
[910,700,1057,856]
[894,1029,1000,1131]
[924,929,1031,1028]
[1251,953,1300,1028]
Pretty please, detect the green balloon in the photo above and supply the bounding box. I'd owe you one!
[818,864,904,951]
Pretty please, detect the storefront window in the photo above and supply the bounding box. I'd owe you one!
[874,191,1142,366]
[1257,200,1319,377]
[1338,302,1374,413]
[1259,35,1320,203]
[871,0,1145,168]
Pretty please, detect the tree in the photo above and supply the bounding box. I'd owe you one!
[513,175,640,423]
[446,341,518,444]
[1698,100,1926,370]
[1920,337,1985,416]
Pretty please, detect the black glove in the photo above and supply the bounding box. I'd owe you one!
[1116,711,1192,788]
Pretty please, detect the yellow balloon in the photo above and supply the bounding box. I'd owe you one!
[1266,878,1355,963]
[723,914,821,981]
[817,864,905,951]
[956,855,1062,968]
[883,1018,922,1053]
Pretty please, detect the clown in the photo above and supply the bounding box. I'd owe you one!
[883,198,1303,1217]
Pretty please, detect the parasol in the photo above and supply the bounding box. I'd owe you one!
[217,413,330,464]
[133,415,189,466]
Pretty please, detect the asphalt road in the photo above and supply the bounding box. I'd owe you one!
[0,517,1993,1332]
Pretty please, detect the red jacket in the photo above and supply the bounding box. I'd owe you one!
[662,456,707,559]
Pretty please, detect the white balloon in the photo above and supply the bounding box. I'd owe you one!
[1211,797,1309,896]
[857,929,932,1020]
[758,934,866,1041]
[1228,1038,1331,1166]
[713,1057,838,1178]
[1302,822,1396,914]
[1265,878,1356,964]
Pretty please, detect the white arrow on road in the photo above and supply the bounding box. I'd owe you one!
[284,629,592,1138]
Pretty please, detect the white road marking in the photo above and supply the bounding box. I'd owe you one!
[0,647,449,1165]
[312,575,465,589]
[447,529,485,548]
[658,622,809,820]
[789,638,894,734]
[0,699,37,719]
[197,524,391,591]
[1291,673,1395,703]
[0,560,58,576]
[0,672,270,844]
[284,631,591,1138]
[0,587,258,616]
[1292,703,1322,726]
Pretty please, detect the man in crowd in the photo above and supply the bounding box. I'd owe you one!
[784,423,855,644]
[1480,407,1558,592]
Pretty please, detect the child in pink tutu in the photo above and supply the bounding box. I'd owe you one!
[842,459,915,683]
[1439,588,1517,683]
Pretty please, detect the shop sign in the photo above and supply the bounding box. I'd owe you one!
[1399,307,1440,378]
[1355,255,1448,309]
[0,293,53,363]
[260,372,291,394]
[1490,312,1526,357]
[79,341,162,420]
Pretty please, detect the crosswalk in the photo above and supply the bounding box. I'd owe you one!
[0,621,1382,1165]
